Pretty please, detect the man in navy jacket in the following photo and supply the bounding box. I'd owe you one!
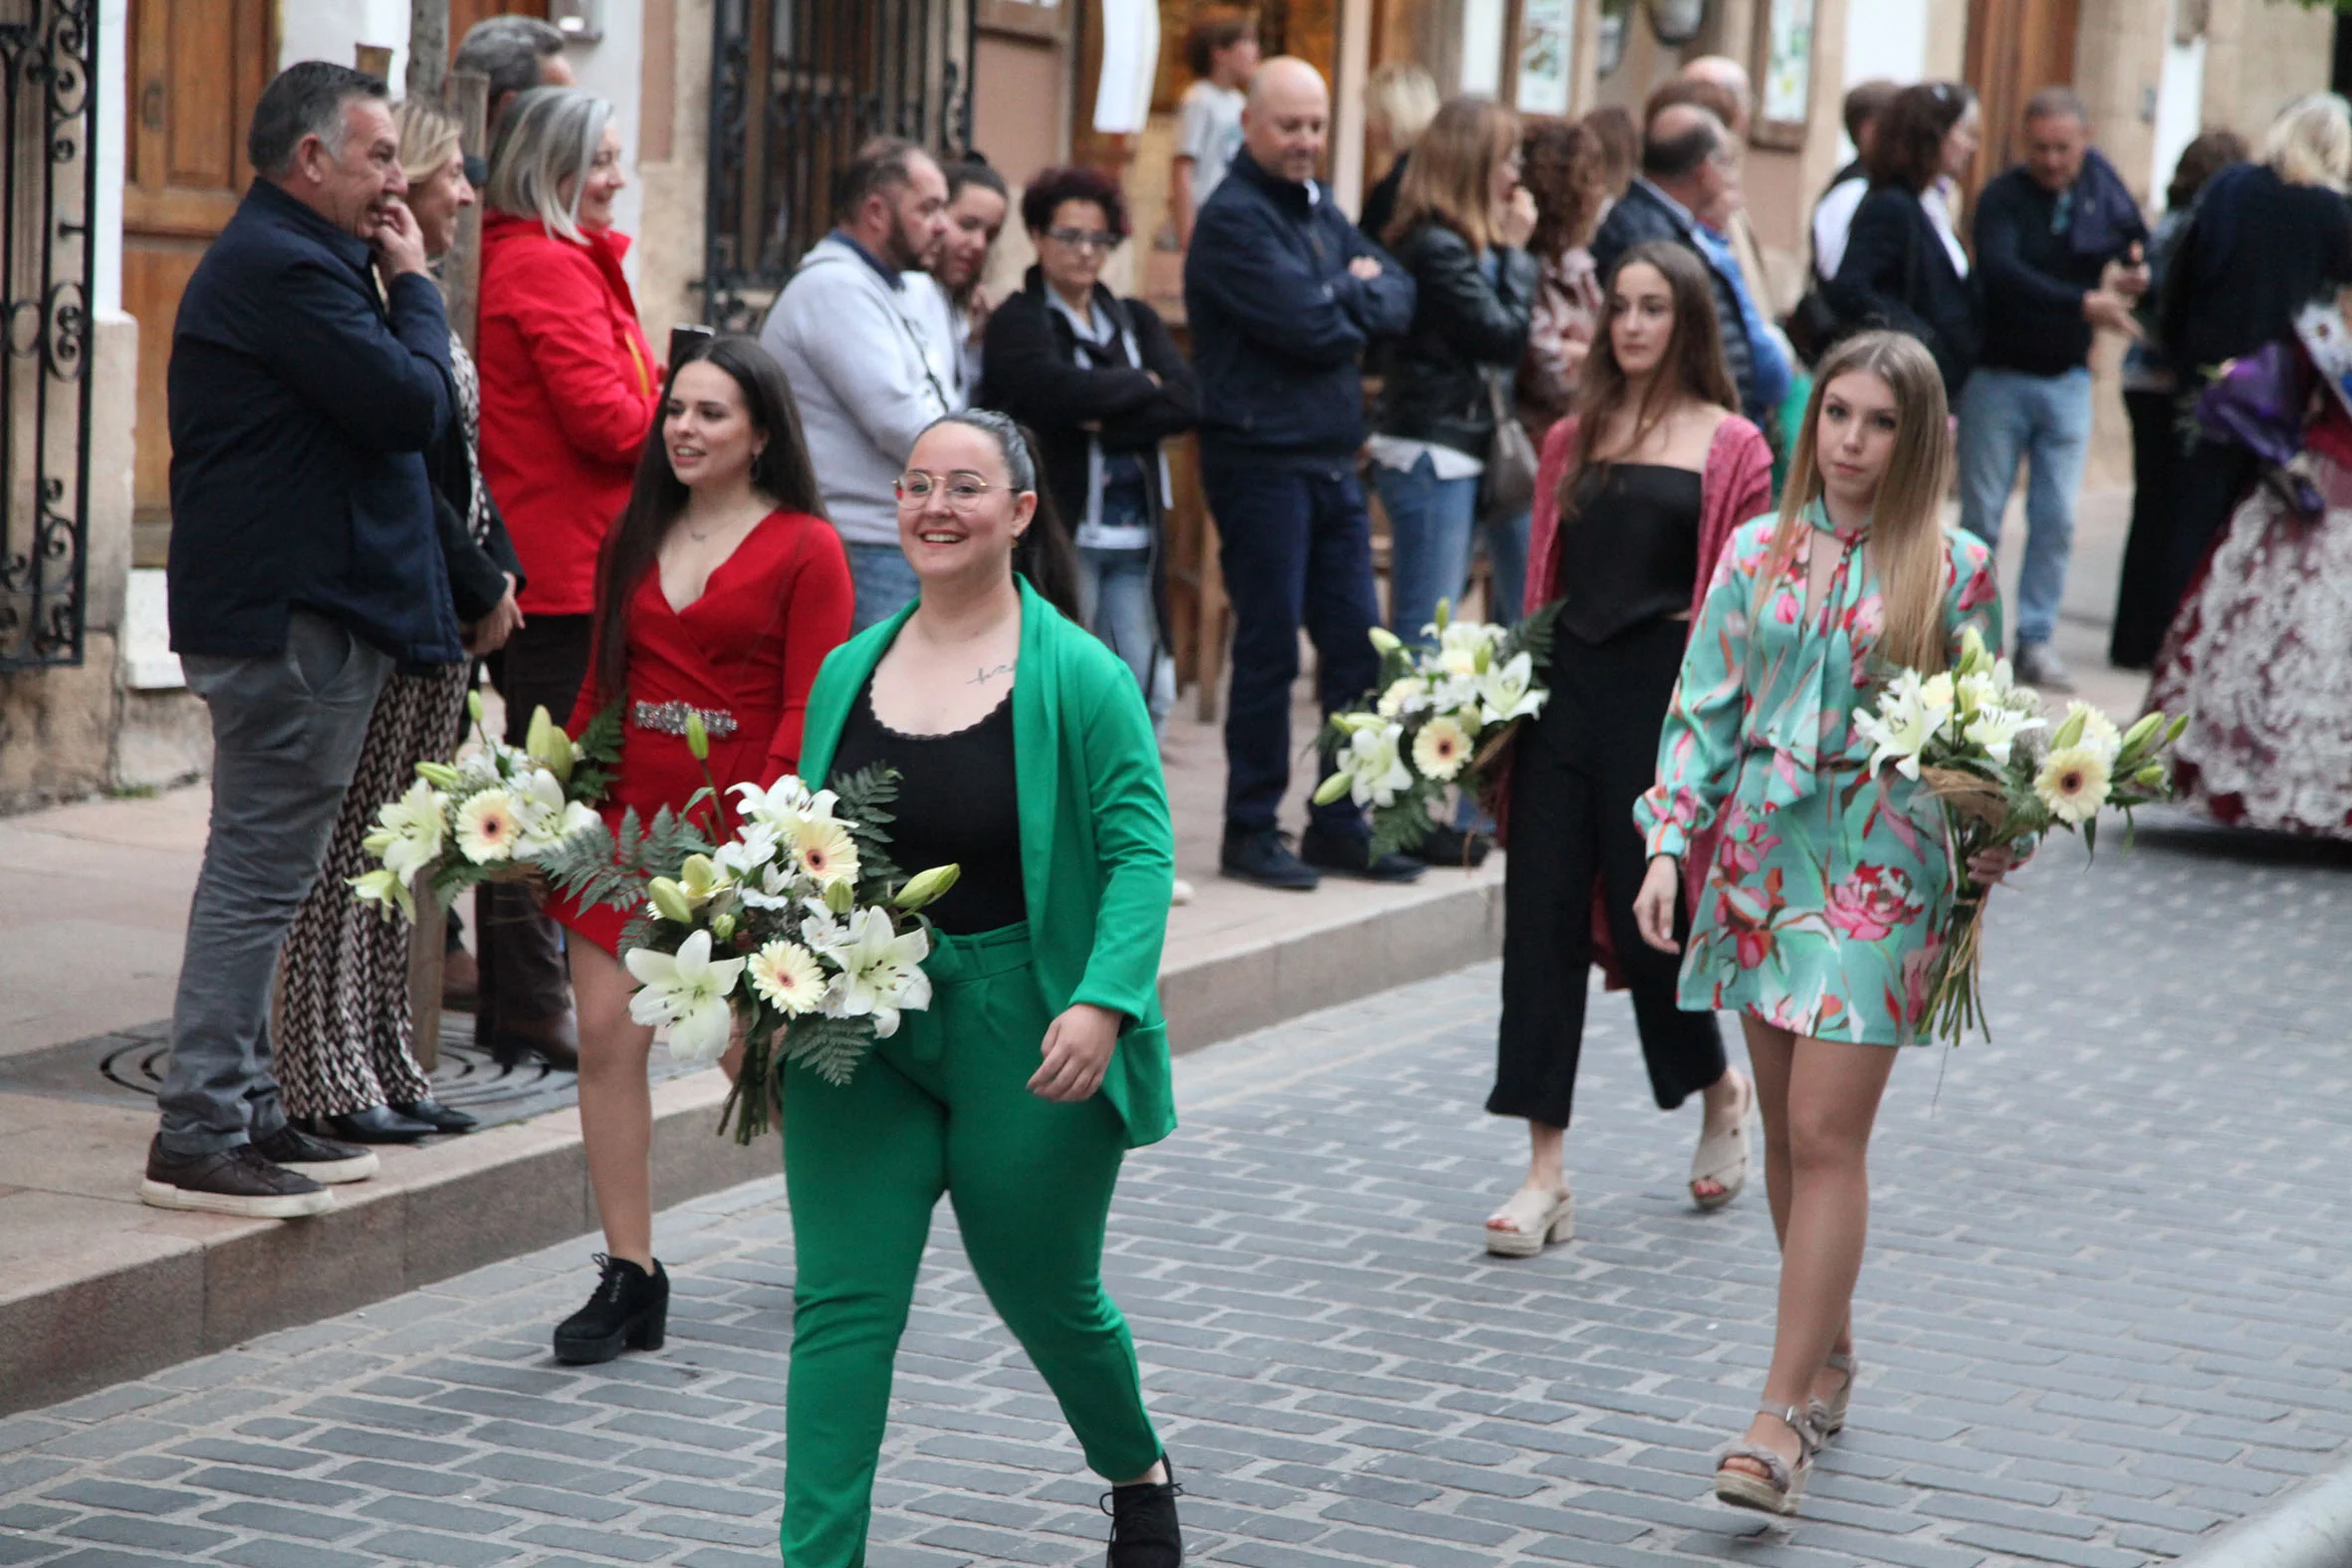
[144,62,460,1220]
[1185,56,1420,891]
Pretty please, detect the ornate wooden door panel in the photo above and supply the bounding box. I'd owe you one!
[122,0,272,564]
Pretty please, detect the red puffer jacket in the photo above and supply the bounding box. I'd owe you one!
[476,212,661,615]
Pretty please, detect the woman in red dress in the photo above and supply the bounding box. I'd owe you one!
[548,336,853,1363]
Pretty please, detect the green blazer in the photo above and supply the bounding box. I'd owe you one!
[797,576,1178,1147]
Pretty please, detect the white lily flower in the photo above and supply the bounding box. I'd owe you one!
[712,822,784,882]
[737,859,806,910]
[1476,652,1546,727]
[1375,677,1430,719]
[811,906,931,1037]
[373,780,446,882]
[731,777,843,834]
[623,930,747,1068]
[1853,669,1950,781]
[1340,722,1414,808]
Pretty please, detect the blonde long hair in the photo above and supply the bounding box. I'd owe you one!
[1386,96,1519,252]
[2261,92,2352,192]
[1756,332,1955,675]
[394,99,462,188]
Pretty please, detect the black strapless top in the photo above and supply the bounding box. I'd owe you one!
[1556,462,1704,644]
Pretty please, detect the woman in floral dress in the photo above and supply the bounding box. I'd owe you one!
[1631,332,2016,1517]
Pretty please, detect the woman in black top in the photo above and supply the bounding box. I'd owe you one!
[1480,242,1772,1257]
[981,165,1197,716]
[1830,81,1983,404]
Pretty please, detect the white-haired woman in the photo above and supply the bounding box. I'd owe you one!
[275,99,523,1142]
[1359,62,1442,245]
[474,85,661,1069]
[2154,92,2352,640]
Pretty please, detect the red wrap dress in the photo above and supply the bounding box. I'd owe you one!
[551,510,855,955]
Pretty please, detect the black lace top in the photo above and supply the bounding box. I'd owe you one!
[829,680,1026,936]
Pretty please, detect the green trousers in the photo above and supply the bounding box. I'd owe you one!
[779,923,1163,1567]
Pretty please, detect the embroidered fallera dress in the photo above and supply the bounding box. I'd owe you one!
[1636,503,2000,1045]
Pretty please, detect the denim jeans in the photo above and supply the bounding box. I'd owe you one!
[1373,454,1532,638]
[1200,459,1382,839]
[844,541,922,632]
[159,611,391,1156]
[1074,546,1157,700]
[1956,365,2093,648]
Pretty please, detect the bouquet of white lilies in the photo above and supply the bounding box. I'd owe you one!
[350,697,616,921]
[576,763,957,1143]
[1853,626,2184,1042]
[1313,601,1558,859]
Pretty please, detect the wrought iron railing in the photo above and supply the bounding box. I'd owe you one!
[704,0,974,333]
[0,0,96,670]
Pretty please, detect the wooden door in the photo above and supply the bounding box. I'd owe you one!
[123,0,273,566]
[1963,0,2078,208]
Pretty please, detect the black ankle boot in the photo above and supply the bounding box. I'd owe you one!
[1102,1458,1183,1567]
[552,1253,668,1365]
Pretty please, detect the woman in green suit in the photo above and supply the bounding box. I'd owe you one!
[785,408,1182,1567]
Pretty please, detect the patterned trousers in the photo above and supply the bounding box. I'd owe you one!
[273,661,472,1118]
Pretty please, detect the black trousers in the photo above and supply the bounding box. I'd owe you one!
[476,612,593,1036]
[1490,616,1724,1130]
[2110,389,2180,670]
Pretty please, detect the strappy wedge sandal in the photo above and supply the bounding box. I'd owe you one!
[1714,1403,1820,1517]
[1690,1071,1753,1212]
[1809,1351,1857,1441]
[1483,1185,1573,1257]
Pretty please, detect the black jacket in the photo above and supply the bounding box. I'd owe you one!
[1973,156,2147,377]
[1829,184,1983,402]
[1183,150,1416,468]
[1590,180,1762,424]
[2161,161,2352,373]
[1372,221,1538,456]
[978,269,1199,534]
[426,391,524,628]
[1359,152,1408,249]
[167,179,461,663]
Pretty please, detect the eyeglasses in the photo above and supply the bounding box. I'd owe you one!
[894,470,999,511]
[1044,226,1119,252]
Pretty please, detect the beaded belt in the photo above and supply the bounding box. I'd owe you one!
[631,700,739,739]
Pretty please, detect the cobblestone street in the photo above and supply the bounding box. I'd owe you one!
[3,815,2348,1568]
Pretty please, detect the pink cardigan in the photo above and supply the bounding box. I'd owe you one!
[1498,409,1774,988]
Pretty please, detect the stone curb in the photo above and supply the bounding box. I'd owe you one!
[0,873,1502,1416]
[2170,1462,2352,1568]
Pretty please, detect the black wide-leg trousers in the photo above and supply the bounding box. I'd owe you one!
[1490,615,1725,1130]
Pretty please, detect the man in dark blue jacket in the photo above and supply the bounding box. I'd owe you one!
[1958,87,2148,693]
[1185,56,1419,891]
[144,62,460,1220]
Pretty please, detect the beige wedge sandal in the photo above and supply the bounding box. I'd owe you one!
[1714,1404,1821,1517]
[1690,1071,1753,1212]
[1810,1351,1857,1440]
[1483,1186,1573,1257]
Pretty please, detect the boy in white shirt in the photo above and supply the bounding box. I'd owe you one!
[1169,8,1259,248]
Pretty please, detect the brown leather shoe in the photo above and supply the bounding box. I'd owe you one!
[486,1012,580,1072]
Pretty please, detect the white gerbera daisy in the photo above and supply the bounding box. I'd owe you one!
[747,939,826,1015]
[454,788,520,863]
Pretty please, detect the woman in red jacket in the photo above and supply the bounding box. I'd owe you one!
[475,86,662,1067]
[1483,242,1772,1256]
[548,336,853,1364]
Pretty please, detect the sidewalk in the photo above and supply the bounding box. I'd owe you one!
[0,686,1502,1416]
[0,805,2342,1568]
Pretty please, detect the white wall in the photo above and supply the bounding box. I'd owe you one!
[279,0,415,84]
[2150,0,2207,212]
[97,0,126,318]
[566,0,646,280]
[1839,0,1931,157]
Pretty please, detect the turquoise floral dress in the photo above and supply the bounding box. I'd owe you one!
[1635,503,1999,1045]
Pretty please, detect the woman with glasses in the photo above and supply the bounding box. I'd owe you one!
[980,165,1197,719]
[780,408,1183,1567]
[540,336,852,1365]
